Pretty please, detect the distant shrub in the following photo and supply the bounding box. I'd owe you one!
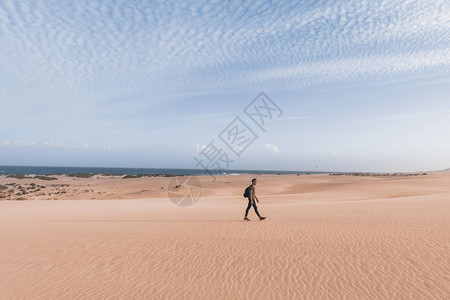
[122,173,183,179]
[155,173,183,177]
[100,173,124,176]
[34,175,58,181]
[6,174,30,179]
[68,173,94,178]
[329,172,428,177]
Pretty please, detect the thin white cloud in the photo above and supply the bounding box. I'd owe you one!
[44,141,68,148]
[264,144,280,154]
[0,140,93,150]
[279,115,316,121]
[354,109,450,123]
[0,139,36,147]
[252,50,450,87]
[195,142,206,153]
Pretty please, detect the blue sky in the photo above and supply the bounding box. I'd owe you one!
[0,0,449,172]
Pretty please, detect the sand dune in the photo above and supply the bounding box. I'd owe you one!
[1,174,449,299]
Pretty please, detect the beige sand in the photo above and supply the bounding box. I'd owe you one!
[1,173,449,299]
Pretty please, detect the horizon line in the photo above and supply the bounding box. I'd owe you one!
[0,164,444,174]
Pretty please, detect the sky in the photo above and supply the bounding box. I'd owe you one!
[0,0,449,172]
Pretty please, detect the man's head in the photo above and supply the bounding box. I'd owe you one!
[252,178,257,185]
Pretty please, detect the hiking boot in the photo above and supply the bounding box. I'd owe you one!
[259,216,266,221]
[244,217,251,221]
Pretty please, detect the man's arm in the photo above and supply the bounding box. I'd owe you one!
[251,187,259,203]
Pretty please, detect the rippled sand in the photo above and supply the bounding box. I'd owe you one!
[1,173,449,299]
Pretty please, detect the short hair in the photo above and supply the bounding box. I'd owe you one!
[252,178,257,183]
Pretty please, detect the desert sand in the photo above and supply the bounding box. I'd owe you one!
[0,173,449,299]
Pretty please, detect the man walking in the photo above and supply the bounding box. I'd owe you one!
[244,178,266,221]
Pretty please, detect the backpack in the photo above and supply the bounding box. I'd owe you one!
[243,185,251,198]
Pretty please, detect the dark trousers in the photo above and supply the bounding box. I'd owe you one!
[245,198,261,218]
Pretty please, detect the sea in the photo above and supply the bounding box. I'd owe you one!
[0,165,325,176]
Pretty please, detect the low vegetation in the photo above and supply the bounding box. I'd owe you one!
[34,175,58,181]
[5,174,58,180]
[6,174,30,179]
[100,173,124,176]
[0,182,51,201]
[68,173,95,178]
[122,173,183,179]
[330,172,427,177]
